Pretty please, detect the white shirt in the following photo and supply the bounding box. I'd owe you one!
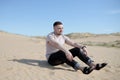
[46,32,70,59]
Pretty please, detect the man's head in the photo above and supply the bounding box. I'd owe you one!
[53,21,63,35]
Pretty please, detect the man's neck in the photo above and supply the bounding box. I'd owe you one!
[54,32,61,37]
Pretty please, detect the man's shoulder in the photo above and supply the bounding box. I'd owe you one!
[46,32,55,39]
[47,32,54,37]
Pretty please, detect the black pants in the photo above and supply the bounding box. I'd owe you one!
[48,47,93,69]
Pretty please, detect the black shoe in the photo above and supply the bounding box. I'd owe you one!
[82,67,93,74]
[95,63,107,70]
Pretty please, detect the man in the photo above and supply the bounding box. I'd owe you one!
[46,21,107,74]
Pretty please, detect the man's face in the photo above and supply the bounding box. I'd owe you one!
[54,24,63,35]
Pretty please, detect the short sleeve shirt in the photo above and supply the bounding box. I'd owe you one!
[46,32,70,59]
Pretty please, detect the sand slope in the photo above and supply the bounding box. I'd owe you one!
[0,31,120,80]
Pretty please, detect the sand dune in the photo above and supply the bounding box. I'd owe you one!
[0,31,120,80]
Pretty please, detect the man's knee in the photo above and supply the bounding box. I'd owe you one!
[70,47,80,53]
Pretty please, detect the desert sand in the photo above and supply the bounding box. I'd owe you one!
[0,31,120,80]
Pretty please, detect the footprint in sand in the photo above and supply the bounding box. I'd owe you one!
[114,65,120,72]
[49,71,55,75]
[104,65,115,73]
[6,67,13,71]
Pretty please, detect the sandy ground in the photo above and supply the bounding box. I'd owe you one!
[0,32,120,80]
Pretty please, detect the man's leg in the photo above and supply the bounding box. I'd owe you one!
[48,50,78,68]
[48,50,93,74]
[69,47,94,65]
[69,47,107,70]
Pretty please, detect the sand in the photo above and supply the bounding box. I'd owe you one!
[0,31,120,80]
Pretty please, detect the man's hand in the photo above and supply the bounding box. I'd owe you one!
[82,47,88,55]
[65,52,73,61]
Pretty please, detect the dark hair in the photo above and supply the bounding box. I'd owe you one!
[53,21,63,27]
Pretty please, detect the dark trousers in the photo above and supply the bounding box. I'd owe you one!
[48,47,92,69]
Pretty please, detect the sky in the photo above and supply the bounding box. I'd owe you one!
[0,0,120,36]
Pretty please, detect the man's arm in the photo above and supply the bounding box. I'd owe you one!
[48,39,70,54]
[47,37,73,61]
[65,38,84,48]
[65,38,87,55]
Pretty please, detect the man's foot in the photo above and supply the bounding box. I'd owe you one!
[82,67,93,74]
[95,63,107,70]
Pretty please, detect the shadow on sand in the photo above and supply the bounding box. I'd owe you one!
[9,59,74,72]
